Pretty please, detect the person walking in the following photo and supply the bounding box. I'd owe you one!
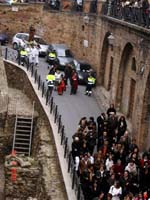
[46,73,55,98]
[28,43,36,68]
[85,73,96,96]
[57,74,66,95]
[70,70,78,95]
[48,64,57,75]
[20,47,28,66]
[64,64,73,86]
[34,44,39,67]
[54,70,62,91]
[48,49,58,67]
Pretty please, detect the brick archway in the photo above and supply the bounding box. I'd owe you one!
[116,43,133,111]
[99,32,111,85]
[140,73,150,150]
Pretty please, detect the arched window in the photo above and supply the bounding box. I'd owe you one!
[131,57,136,71]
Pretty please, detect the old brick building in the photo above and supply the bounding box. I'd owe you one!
[0,1,150,150]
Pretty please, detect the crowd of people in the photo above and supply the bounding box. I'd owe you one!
[18,42,39,67]
[46,61,96,97]
[104,0,150,28]
[71,104,150,200]
[46,63,79,96]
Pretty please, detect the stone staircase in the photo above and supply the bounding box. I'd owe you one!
[12,116,33,156]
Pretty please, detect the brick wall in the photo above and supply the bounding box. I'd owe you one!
[1,3,150,149]
[3,61,67,199]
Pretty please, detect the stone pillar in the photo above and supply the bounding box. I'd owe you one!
[61,0,73,11]
[83,0,91,13]
[97,0,104,15]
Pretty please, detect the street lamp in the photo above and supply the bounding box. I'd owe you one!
[107,33,115,51]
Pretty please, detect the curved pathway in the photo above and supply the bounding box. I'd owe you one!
[37,57,101,145]
[1,46,102,200]
[2,46,102,146]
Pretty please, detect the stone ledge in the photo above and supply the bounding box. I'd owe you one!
[101,15,150,37]
[4,59,76,200]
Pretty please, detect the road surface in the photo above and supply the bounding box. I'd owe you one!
[2,46,102,146]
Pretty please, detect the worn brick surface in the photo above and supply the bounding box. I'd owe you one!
[0,2,150,149]
[2,61,68,199]
[0,163,5,200]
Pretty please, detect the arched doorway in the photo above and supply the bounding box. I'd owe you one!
[140,73,150,150]
[99,32,111,85]
[116,43,133,111]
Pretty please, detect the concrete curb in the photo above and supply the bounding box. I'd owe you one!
[5,60,76,200]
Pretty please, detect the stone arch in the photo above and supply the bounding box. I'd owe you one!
[99,32,111,85]
[116,43,133,111]
[140,73,150,150]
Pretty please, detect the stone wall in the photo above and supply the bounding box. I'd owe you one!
[32,117,67,200]
[0,56,13,160]
[1,2,150,149]
[5,155,40,200]
[3,61,68,200]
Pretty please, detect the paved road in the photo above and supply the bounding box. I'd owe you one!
[2,46,101,146]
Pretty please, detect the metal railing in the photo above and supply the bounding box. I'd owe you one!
[102,2,150,29]
[45,0,97,15]
[3,47,85,200]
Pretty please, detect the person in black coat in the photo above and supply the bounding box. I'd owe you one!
[71,136,81,160]
[139,165,150,192]
[107,104,116,117]
[86,130,97,155]
[142,0,150,28]
[120,170,132,197]
[107,115,118,140]
[89,180,102,200]
[117,116,127,138]
[97,113,107,135]
[64,64,73,86]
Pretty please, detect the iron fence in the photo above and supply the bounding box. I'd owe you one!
[102,2,150,29]
[3,47,85,200]
[43,0,88,13]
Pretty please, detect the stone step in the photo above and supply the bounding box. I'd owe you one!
[17,121,32,125]
[16,151,28,155]
[17,126,31,131]
[16,129,31,133]
[17,123,31,128]
[15,138,30,141]
[15,142,29,146]
[17,120,32,124]
[17,116,32,120]
[16,133,30,139]
[14,146,29,150]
